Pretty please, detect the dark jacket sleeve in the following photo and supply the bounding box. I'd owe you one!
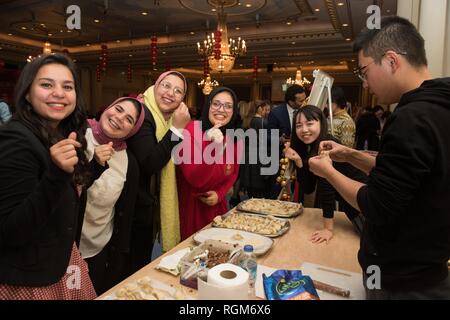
[316,176,336,219]
[357,104,436,226]
[0,127,72,248]
[126,108,182,177]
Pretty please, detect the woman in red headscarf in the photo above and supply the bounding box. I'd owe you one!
[78,97,145,295]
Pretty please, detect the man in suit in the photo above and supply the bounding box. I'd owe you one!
[266,85,306,198]
[268,85,306,139]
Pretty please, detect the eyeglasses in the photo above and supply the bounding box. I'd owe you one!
[211,100,233,112]
[159,81,185,98]
[353,51,407,82]
[354,60,376,82]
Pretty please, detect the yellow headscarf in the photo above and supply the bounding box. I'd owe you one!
[142,84,181,252]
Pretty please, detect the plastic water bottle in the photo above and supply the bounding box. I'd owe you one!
[240,244,258,296]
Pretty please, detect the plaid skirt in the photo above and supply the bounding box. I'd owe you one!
[0,243,97,300]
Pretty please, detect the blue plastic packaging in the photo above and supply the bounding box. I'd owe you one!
[263,269,319,300]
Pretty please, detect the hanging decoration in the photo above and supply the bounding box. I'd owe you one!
[213,30,222,60]
[203,57,210,79]
[253,55,259,80]
[127,64,132,83]
[151,36,157,68]
[100,44,108,72]
[96,64,101,82]
[0,59,5,70]
[276,158,296,202]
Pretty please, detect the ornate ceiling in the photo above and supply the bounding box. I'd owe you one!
[0,0,397,83]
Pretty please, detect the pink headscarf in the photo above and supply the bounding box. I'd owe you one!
[153,71,187,96]
[88,97,145,151]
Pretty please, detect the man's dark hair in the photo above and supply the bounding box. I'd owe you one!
[331,87,347,109]
[284,84,305,104]
[353,16,427,67]
[373,105,384,113]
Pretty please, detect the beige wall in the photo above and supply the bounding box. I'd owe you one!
[397,0,450,77]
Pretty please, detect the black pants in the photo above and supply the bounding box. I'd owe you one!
[85,241,130,295]
[129,223,155,274]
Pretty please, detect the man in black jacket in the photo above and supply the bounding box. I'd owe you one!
[308,16,450,299]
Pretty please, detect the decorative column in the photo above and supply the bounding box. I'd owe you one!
[397,0,450,77]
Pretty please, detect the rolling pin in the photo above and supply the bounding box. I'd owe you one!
[313,280,351,298]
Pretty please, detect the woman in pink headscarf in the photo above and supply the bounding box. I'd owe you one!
[126,71,191,272]
[78,97,145,295]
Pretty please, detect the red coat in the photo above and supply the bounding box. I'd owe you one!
[176,121,242,240]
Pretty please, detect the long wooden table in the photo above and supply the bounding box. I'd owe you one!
[99,208,361,299]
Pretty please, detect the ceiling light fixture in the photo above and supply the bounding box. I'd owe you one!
[197,1,246,73]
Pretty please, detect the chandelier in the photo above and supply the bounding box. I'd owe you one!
[43,41,52,54]
[197,3,246,72]
[198,74,219,95]
[286,68,311,87]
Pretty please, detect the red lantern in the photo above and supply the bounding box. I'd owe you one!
[151,36,158,67]
[203,57,209,78]
[100,44,108,72]
[253,56,259,80]
[127,64,132,83]
[214,30,222,60]
[96,64,101,82]
[0,59,5,70]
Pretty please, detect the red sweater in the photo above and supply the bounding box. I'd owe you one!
[176,121,242,240]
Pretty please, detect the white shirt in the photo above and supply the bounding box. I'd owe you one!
[79,128,128,259]
[286,103,296,132]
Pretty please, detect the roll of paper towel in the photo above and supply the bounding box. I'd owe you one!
[198,263,249,300]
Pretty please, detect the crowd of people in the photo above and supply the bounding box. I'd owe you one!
[0,16,449,300]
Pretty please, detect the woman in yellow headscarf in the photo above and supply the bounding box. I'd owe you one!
[127,71,190,272]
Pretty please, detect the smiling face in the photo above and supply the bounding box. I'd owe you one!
[154,74,185,116]
[295,112,321,145]
[208,91,234,127]
[99,100,139,139]
[27,63,76,127]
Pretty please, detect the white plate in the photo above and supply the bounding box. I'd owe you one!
[102,276,195,300]
[193,227,274,256]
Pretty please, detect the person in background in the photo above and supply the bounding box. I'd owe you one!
[329,87,356,148]
[126,71,190,270]
[0,53,98,299]
[228,100,249,207]
[176,87,242,240]
[267,85,307,199]
[79,97,145,295]
[373,105,385,138]
[240,100,272,198]
[309,16,450,299]
[0,98,12,124]
[355,106,380,150]
[284,105,366,244]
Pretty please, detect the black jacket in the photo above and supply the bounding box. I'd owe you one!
[126,107,182,234]
[357,77,450,290]
[0,120,102,286]
[296,135,366,219]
